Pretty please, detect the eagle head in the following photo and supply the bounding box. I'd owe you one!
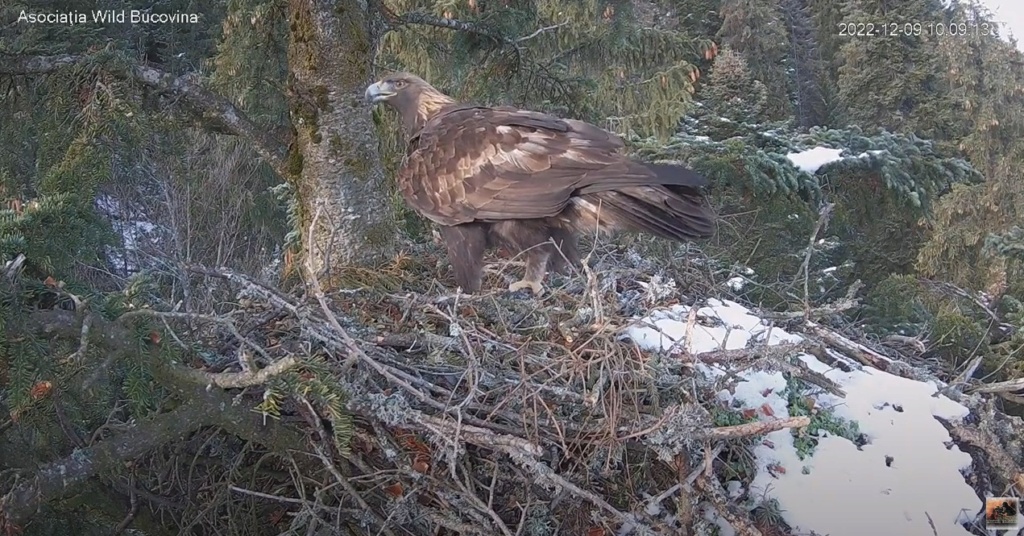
[365,72,454,133]
[364,72,428,107]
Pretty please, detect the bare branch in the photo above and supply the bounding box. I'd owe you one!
[0,53,290,180]
[696,473,764,536]
[174,354,302,389]
[394,11,566,48]
[396,11,506,43]
[707,416,811,439]
[970,377,1024,396]
[785,201,835,318]
[804,320,893,371]
[513,21,569,43]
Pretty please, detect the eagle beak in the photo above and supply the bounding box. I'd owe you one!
[364,81,395,104]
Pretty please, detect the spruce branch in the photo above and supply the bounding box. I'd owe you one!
[0,53,290,181]
[395,11,506,43]
[393,11,566,52]
[25,308,310,444]
[0,400,216,527]
[119,309,272,375]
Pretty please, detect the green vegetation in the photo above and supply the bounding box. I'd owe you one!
[1,0,1023,533]
[783,377,861,460]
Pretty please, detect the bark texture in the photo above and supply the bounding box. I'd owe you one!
[287,0,397,283]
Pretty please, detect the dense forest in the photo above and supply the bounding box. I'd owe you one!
[1,0,1023,534]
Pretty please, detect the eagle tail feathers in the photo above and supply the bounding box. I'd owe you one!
[639,162,709,189]
[569,187,715,242]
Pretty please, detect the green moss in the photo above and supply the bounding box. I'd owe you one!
[289,90,321,140]
[334,1,371,87]
[287,148,304,178]
[710,403,758,427]
[288,6,314,44]
[362,220,396,249]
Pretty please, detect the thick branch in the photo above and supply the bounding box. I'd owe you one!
[31,309,306,441]
[803,321,892,371]
[0,400,215,526]
[31,309,300,391]
[0,54,290,180]
[708,416,810,439]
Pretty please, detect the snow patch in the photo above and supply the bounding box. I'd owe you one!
[637,274,678,304]
[701,505,736,536]
[626,298,981,536]
[786,146,845,173]
[857,149,886,158]
[626,298,800,355]
[95,194,162,275]
[726,276,745,291]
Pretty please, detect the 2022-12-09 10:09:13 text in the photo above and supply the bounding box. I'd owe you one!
[837,20,1002,38]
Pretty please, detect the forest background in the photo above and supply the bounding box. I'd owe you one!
[1,0,1023,534]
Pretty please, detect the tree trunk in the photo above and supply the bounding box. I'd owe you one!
[287,0,396,286]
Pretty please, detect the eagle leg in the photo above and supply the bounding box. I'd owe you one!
[547,228,580,275]
[438,224,488,294]
[508,249,549,296]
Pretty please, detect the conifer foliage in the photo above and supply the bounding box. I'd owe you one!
[2,0,1024,533]
[377,0,716,138]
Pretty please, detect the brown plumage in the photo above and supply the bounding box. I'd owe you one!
[365,72,715,295]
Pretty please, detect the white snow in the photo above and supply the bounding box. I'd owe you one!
[786,146,845,173]
[857,149,886,159]
[626,296,982,536]
[95,194,162,275]
[627,298,801,354]
[702,504,736,536]
[637,274,678,304]
[726,276,746,291]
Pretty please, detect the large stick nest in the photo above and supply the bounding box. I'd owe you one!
[148,236,843,536]
[46,235,1018,536]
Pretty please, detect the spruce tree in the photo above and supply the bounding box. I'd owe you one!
[835,0,954,138]
[716,0,792,119]
[376,0,714,139]
[916,0,1024,296]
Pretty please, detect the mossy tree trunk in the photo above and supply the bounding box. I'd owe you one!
[287,0,397,285]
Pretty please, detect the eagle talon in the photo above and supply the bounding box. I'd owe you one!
[508,279,543,296]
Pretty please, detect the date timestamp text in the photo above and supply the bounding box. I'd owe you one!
[837,21,1001,38]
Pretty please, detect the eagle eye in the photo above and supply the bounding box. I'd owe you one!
[394,79,407,88]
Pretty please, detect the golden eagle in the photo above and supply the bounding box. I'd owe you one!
[365,72,715,295]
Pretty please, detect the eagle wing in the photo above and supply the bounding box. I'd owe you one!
[398,105,637,226]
